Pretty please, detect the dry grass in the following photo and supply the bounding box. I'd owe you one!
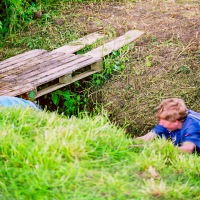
[85,0,200,136]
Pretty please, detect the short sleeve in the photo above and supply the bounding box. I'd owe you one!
[181,126,200,151]
[152,124,170,139]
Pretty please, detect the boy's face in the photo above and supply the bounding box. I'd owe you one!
[159,118,182,131]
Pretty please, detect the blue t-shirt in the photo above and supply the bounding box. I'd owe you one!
[0,96,40,110]
[152,110,200,152]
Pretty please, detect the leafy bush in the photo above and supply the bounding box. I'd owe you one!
[0,0,40,36]
[0,0,106,37]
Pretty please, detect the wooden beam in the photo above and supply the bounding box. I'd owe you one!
[91,60,103,71]
[52,32,106,54]
[84,30,144,59]
[36,69,102,98]
[59,73,72,83]
[0,50,45,64]
[0,50,47,69]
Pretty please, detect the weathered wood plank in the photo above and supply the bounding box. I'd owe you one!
[36,69,101,98]
[0,83,35,96]
[1,56,101,97]
[0,50,47,69]
[91,60,103,71]
[0,51,61,76]
[59,74,72,83]
[33,57,101,86]
[11,55,86,83]
[0,80,12,87]
[52,32,105,54]
[0,82,16,91]
[1,53,75,80]
[84,30,144,59]
[0,50,44,65]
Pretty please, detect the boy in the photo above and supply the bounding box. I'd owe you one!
[137,98,200,154]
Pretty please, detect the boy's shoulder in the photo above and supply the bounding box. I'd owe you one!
[188,110,200,121]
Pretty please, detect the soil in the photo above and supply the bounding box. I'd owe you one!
[70,0,200,136]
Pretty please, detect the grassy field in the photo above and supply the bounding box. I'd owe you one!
[0,1,200,198]
[0,107,200,199]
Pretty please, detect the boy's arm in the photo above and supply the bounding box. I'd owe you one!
[136,131,157,141]
[178,142,196,154]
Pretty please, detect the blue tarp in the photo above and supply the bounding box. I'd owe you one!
[0,96,40,110]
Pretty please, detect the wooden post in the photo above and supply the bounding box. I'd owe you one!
[59,73,72,83]
[91,59,103,71]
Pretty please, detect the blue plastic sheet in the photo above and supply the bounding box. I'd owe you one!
[0,96,40,110]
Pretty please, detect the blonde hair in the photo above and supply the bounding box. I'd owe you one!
[155,98,188,122]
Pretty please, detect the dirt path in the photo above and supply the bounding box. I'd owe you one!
[72,0,200,135]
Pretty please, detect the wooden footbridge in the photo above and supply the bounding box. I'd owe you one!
[0,30,144,100]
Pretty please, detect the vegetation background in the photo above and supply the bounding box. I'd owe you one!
[0,0,199,135]
[0,0,200,198]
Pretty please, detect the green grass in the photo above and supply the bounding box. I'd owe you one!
[0,107,200,199]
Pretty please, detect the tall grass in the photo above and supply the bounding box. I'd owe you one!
[0,107,200,199]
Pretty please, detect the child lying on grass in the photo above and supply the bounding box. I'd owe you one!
[137,98,200,154]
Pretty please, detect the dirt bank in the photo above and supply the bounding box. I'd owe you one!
[73,0,200,135]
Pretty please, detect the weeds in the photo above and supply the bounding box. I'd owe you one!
[50,89,87,116]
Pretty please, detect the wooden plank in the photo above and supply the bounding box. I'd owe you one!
[0,30,144,99]
[0,51,49,76]
[59,60,102,84]
[30,57,101,86]
[0,50,47,69]
[0,50,44,65]
[1,53,75,80]
[91,61,103,71]
[0,83,35,96]
[0,83,34,92]
[0,51,51,75]
[0,87,13,94]
[0,82,16,91]
[52,32,105,54]
[59,74,72,83]
[0,51,68,74]
[1,88,33,97]
[0,55,91,94]
[84,30,144,59]
[34,30,144,98]
[2,57,101,98]
[11,55,87,83]
[36,69,101,98]
[0,80,12,87]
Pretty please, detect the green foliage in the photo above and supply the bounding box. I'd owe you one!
[0,0,40,36]
[91,48,128,86]
[145,54,153,67]
[176,65,191,74]
[50,89,88,116]
[0,0,107,37]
